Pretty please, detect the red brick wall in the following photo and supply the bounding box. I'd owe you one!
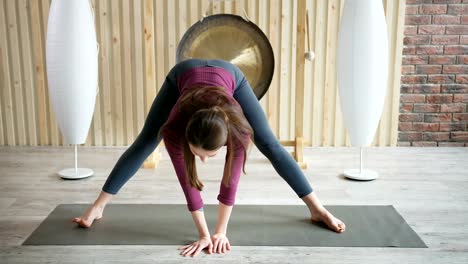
[399,0,468,146]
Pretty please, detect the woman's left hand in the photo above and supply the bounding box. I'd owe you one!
[211,232,231,254]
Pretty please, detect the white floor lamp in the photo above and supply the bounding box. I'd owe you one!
[336,0,389,181]
[46,0,99,179]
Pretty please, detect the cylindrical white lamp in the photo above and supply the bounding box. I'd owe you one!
[336,0,389,181]
[46,0,98,179]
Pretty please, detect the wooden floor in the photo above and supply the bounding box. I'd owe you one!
[0,146,467,263]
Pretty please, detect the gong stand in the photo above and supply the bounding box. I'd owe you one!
[291,0,308,169]
[280,0,309,169]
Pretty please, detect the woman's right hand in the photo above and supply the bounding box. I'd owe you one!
[178,236,213,257]
[72,205,104,228]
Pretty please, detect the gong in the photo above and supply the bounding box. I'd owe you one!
[177,14,274,100]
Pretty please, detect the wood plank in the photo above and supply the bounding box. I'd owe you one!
[189,0,199,24]
[18,0,37,146]
[258,0,267,50]
[303,1,312,143]
[294,0,306,167]
[0,0,16,146]
[312,0,325,147]
[30,0,49,146]
[154,0,164,93]
[111,0,124,146]
[154,0,165,159]
[212,0,220,14]
[281,140,310,146]
[321,0,338,146]
[133,0,145,133]
[248,0,255,22]
[143,0,159,169]
[223,0,233,14]
[1,245,467,264]
[167,0,176,68]
[279,0,291,140]
[0,198,15,211]
[267,0,279,136]
[122,0,134,144]
[90,0,103,146]
[337,0,351,146]
[199,0,208,18]
[0,87,3,145]
[296,137,307,169]
[337,0,351,147]
[289,0,297,139]
[303,0,311,145]
[6,0,26,145]
[295,0,306,139]
[321,0,331,146]
[177,0,187,44]
[258,0,267,112]
[333,0,345,147]
[98,0,114,146]
[234,0,242,17]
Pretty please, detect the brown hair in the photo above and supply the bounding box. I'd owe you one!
[178,86,253,191]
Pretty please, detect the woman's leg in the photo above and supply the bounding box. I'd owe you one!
[75,68,182,228]
[232,70,345,233]
[232,76,314,198]
[101,69,180,194]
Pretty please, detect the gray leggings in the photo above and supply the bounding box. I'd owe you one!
[102,59,314,199]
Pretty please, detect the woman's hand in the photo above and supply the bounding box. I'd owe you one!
[178,236,213,257]
[211,232,231,254]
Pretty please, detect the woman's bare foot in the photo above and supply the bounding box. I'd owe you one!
[311,208,346,233]
[72,205,104,228]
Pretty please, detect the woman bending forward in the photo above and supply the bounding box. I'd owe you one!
[73,59,346,257]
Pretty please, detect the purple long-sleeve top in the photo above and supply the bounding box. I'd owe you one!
[161,67,245,212]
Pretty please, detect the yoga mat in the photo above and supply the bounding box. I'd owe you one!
[23,204,427,247]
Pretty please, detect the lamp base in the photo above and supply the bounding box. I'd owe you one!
[58,168,94,179]
[344,169,378,181]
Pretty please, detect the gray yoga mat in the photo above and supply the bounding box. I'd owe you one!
[23,204,427,247]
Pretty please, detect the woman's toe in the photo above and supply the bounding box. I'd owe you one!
[338,222,346,232]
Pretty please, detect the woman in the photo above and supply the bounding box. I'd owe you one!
[73,59,346,257]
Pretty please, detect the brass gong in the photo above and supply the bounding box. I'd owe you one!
[177,14,274,100]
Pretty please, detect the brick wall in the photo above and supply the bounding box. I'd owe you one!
[399,0,468,146]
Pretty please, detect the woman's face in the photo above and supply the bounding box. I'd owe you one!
[189,143,220,163]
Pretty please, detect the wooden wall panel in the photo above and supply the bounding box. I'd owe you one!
[0,0,405,147]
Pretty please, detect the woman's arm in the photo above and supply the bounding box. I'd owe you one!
[190,209,211,238]
[214,202,233,234]
[163,133,205,211]
[165,133,215,255]
[211,201,233,254]
[215,139,245,234]
[209,134,254,254]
